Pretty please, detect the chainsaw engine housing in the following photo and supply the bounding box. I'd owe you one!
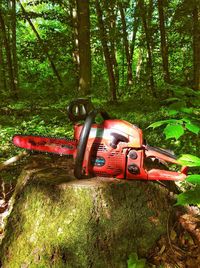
[74,119,147,179]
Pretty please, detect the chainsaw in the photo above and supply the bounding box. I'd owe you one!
[13,99,187,181]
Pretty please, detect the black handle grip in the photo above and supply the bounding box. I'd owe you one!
[67,98,94,122]
[74,109,110,179]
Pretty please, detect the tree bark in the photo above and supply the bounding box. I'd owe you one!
[139,0,156,97]
[118,2,133,86]
[158,0,170,83]
[106,1,119,90]
[0,34,7,91]
[0,157,174,267]
[11,0,19,91]
[95,0,117,101]
[76,0,91,96]
[0,8,17,98]
[136,48,143,80]
[69,0,79,81]
[130,1,139,66]
[193,0,200,90]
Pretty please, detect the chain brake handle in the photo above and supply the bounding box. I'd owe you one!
[67,98,94,122]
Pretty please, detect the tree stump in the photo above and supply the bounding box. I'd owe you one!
[0,156,175,268]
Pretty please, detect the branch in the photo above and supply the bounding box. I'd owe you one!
[0,151,28,171]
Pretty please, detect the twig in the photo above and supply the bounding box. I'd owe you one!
[167,211,175,253]
[0,151,28,171]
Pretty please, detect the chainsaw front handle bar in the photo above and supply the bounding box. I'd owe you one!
[74,109,110,179]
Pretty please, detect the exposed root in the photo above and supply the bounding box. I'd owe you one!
[0,151,28,171]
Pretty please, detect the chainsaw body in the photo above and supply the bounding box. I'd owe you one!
[74,119,143,179]
[13,99,187,181]
[73,117,186,181]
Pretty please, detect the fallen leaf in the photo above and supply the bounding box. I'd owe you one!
[170,229,177,241]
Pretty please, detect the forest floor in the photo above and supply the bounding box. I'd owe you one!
[0,95,200,267]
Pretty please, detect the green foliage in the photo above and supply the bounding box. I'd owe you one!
[178,154,200,167]
[148,119,182,129]
[185,122,200,135]
[148,118,199,140]
[148,86,200,155]
[1,0,198,98]
[163,124,184,140]
[177,154,200,205]
[127,253,147,268]
[176,155,200,205]
[186,174,200,184]
[149,86,200,206]
[176,186,200,206]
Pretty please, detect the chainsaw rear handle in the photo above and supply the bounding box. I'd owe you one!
[74,109,110,179]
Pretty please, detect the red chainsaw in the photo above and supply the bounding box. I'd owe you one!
[13,99,187,181]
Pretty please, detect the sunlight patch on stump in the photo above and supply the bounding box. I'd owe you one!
[0,158,174,267]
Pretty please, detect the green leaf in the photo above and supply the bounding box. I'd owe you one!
[127,253,146,268]
[136,259,147,268]
[168,110,179,116]
[176,186,200,206]
[180,107,194,114]
[185,122,200,134]
[128,253,138,268]
[178,154,200,167]
[148,119,181,129]
[148,120,168,129]
[179,154,200,166]
[186,174,200,184]
[163,97,180,103]
[163,124,184,140]
[182,118,191,123]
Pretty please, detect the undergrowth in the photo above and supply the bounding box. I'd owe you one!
[0,93,189,160]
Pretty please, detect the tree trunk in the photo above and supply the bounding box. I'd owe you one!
[136,48,142,80]
[122,46,125,88]
[76,0,91,96]
[139,0,156,97]
[69,0,79,82]
[130,1,139,66]
[0,157,175,267]
[0,8,17,98]
[11,0,19,91]
[105,1,119,90]
[118,2,133,86]
[158,0,170,83]
[193,0,200,90]
[95,0,117,101]
[0,34,7,91]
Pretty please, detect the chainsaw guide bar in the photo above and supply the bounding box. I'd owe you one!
[13,135,77,156]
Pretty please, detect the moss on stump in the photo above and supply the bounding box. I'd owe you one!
[0,157,174,268]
